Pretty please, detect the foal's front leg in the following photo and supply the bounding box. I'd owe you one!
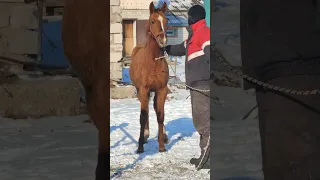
[155,87,168,152]
[137,88,150,153]
[144,114,150,143]
[154,91,168,145]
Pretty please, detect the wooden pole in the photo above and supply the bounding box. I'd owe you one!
[37,0,44,63]
[174,57,177,84]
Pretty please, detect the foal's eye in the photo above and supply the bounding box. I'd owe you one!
[151,20,155,24]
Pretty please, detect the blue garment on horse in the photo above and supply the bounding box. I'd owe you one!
[153,0,170,9]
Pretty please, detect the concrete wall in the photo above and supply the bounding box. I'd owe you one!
[0,0,38,63]
[110,0,123,80]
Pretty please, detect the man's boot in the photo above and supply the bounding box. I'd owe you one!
[190,156,210,170]
[190,135,210,170]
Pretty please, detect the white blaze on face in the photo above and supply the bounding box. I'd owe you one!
[157,15,167,44]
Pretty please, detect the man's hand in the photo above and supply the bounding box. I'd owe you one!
[165,41,186,57]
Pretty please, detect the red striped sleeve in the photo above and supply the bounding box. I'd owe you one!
[198,27,210,51]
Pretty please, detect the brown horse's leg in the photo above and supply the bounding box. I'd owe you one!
[153,92,168,144]
[137,87,150,153]
[137,88,150,144]
[155,87,168,152]
[144,105,150,143]
[84,83,109,180]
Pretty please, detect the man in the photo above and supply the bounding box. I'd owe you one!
[165,5,211,170]
[241,0,320,179]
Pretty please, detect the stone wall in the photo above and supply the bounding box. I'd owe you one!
[0,0,38,63]
[110,0,123,80]
[0,77,85,119]
[0,1,86,118]
[121,9,149,20]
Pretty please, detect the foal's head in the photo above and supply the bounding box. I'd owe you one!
[148,2,168,48]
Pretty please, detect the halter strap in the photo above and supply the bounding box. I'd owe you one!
[148,21,168,60]
[155,48,168,60]
[149,26,165,39]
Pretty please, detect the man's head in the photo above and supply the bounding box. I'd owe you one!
[187,5,206,25]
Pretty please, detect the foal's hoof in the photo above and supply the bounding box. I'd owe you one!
[159,148,166,152]
[164,134,169,144]
[137,147,144,154]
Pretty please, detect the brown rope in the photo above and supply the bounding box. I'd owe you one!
[211,45,320,95]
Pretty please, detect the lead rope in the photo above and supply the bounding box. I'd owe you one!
[155,49,210,92]
[155,50,168,60]
[157,48,210,93]
[211,45,320,95]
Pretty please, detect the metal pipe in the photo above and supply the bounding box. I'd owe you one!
[204,0,210,27]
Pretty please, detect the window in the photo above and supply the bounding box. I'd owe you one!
[166,28,178,37]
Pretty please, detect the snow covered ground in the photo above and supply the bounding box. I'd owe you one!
[110,88,210,179]
[0,84,262,180]
[0,115,98,180]
[110,85,263,180]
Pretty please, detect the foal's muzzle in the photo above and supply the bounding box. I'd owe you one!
[155,31,167,48]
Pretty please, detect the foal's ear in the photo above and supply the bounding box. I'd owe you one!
[161,2,168,13]
[149,2,155,14]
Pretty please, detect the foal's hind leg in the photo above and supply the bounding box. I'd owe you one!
[137,87,150,153]
[153,91,168,144]
[155,87,168,152]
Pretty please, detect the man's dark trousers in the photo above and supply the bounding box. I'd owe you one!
[255,75,320,180]
[190,84,210,167]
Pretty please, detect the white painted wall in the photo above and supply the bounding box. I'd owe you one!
[167,27,188,45]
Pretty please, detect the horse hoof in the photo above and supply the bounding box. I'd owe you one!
[159,148,166,152]
[137,148,144,154]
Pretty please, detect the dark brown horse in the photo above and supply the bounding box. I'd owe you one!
[61,0,109,179]
[129,2,169,153]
